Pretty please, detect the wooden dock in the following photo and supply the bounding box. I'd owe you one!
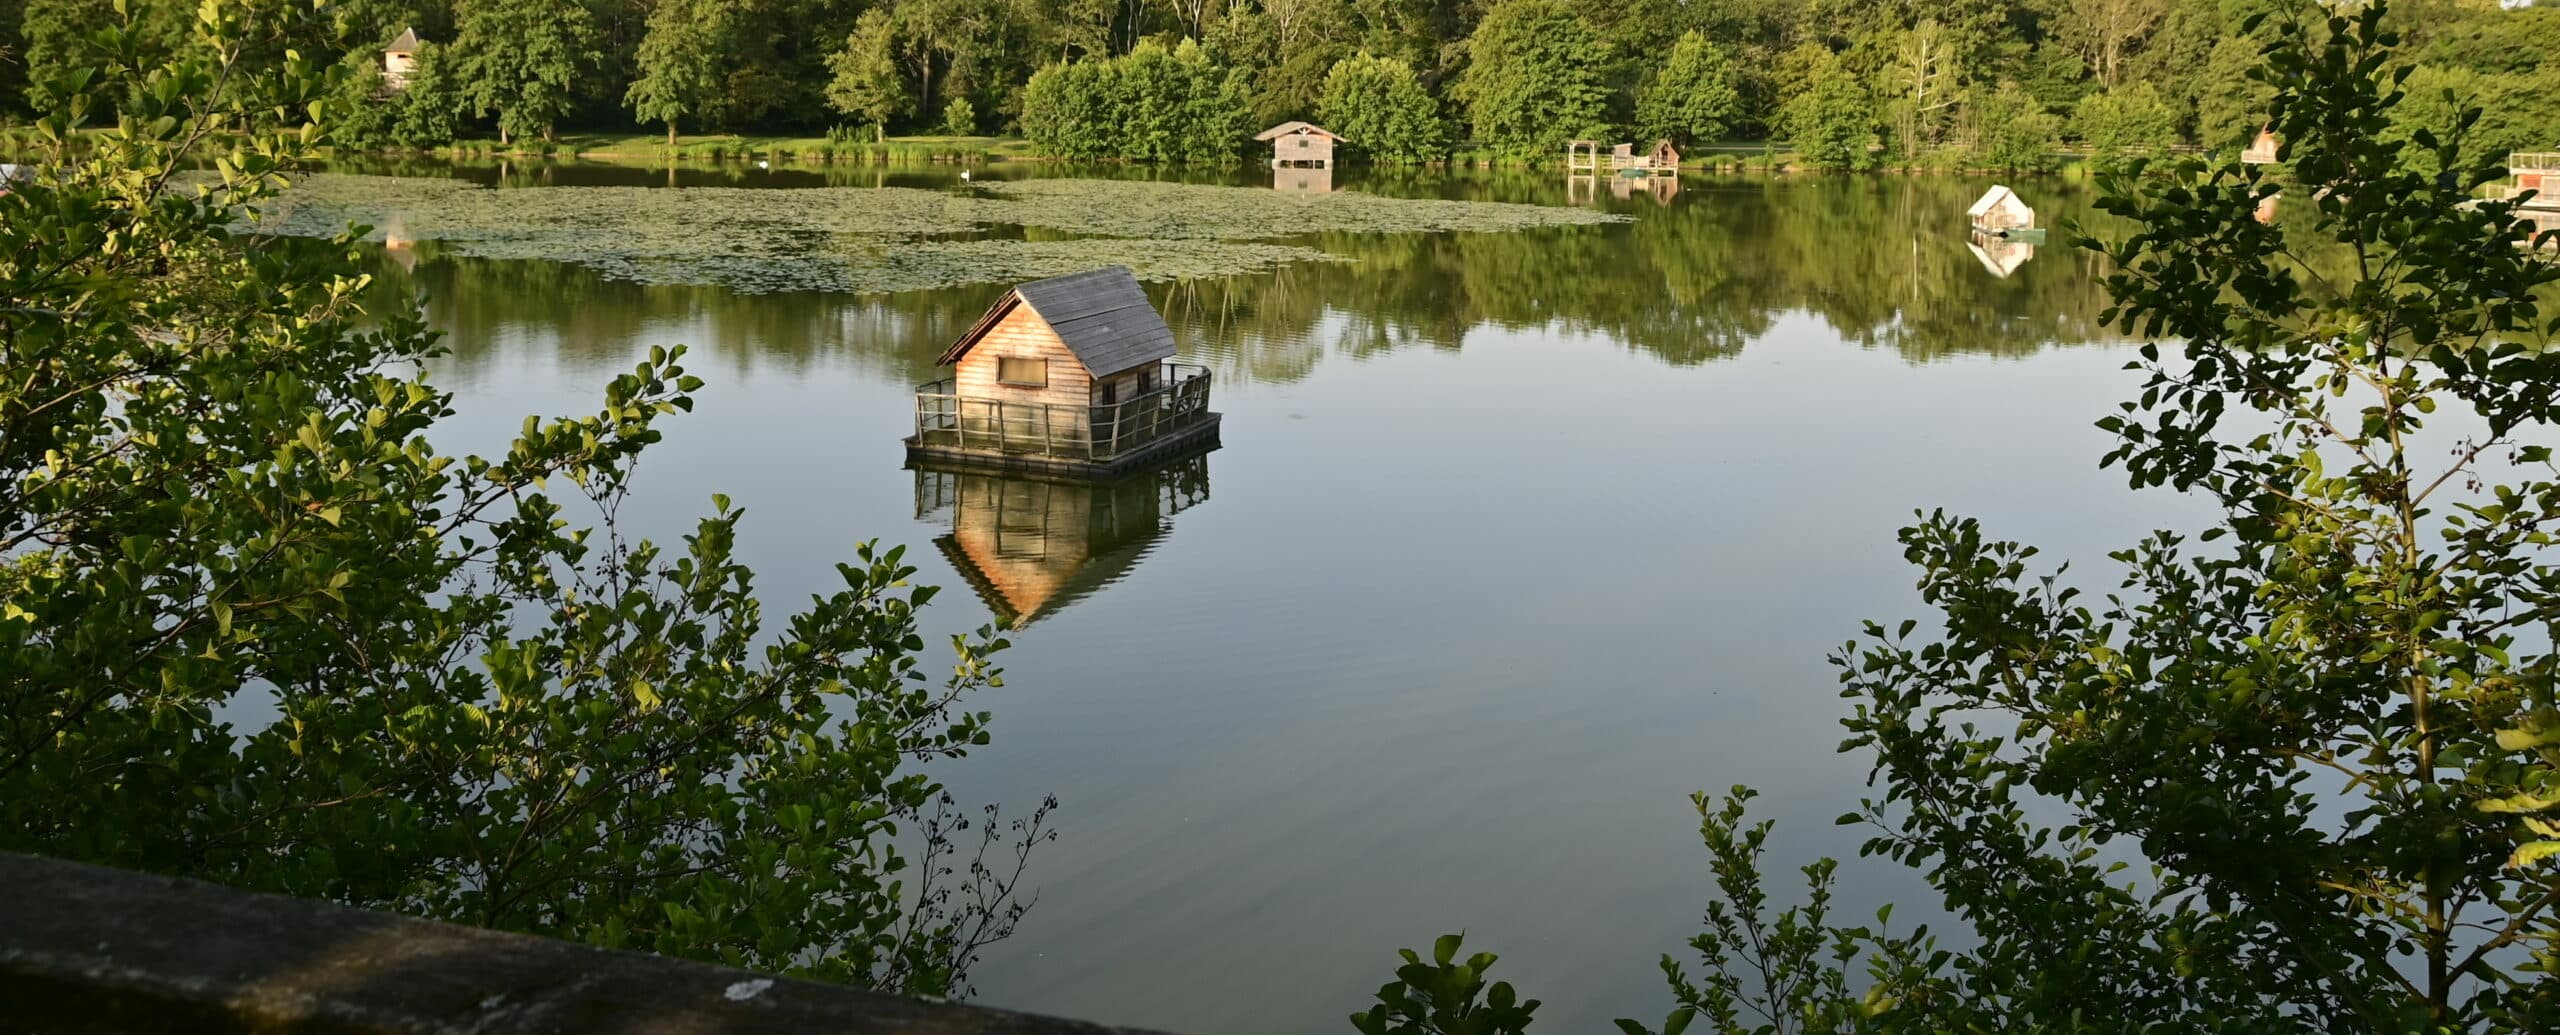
[1568,140,1678,177]
[2512,152,2560,210]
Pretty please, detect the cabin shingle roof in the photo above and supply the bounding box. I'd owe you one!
[386,28,420,52]
[939,267,1175,377]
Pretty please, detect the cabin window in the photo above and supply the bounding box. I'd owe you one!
[997,357,1048,387]
[1296,138,1310,149]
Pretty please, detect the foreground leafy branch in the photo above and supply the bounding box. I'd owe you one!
[0,5,1032,996]
[1367,2,2560,1030]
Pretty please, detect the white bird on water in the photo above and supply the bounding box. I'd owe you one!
[755,159,769,170]
[960,169,972,182]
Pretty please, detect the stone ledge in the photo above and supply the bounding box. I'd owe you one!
[0,851,1178,1035]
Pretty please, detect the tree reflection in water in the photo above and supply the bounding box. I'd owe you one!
[384,171,2129,395]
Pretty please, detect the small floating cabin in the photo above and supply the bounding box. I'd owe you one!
[382,28,421,90]
[1257,122,1342,169]
[1967,185,2036,236]
[910,267,1218,477]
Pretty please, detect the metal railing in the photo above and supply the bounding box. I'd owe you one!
[914,362,1212,463]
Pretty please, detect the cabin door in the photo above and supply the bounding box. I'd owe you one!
[1094,381,1119,455]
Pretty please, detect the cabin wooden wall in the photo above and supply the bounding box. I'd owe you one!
[953,306,1092,411]
[1273,134,1334,167]
[1090,366,1155,407]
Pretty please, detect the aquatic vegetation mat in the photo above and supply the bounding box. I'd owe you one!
[244,175,1622,294]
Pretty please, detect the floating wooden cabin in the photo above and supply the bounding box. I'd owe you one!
[1967,185,2036,235]
[913,454,1210,628]
[382,28,421,90]
[2242,127,2280,165]
[909,267,1219,477]
[1257,122,1342,169]
[2511,153,2560,210]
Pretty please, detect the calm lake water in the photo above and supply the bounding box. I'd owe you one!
[356,162,2214,1033]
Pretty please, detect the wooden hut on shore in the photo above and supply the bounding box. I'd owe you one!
[382,28,421,90]
[2242,127,2280,164]
[1567,140,1677,177]
[2511,153,2560,209]
[1257,122,1342,169]
[1968,185,2036,234]
[910,267,1219,477]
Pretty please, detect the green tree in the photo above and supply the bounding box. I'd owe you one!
[1019,40,1247,163]
[2054,0,2170,90]
[1778,45,1875,169]
[1318,52,1447,164]
[2384,64,2560,177]
[450,0,597,145]
[2073,83,2179,166]
[1878,20,1963,158]
[17,0,188,107]
[825,8,910,141]
[2194,33,2274,151]
[1635,31,1741,149]
[4,5,1036,1000]
[1020,57,1117,159]
[1455,0,1609,158]
[1962,78,2059,170]
[939,93,975,134]
[626,0,740,145]
[388,40,465,148]
[320,52,400,147]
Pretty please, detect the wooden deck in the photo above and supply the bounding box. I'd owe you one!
[907,361,1219,477]
[2513,153,2560,210]
[1567,140,1676,177]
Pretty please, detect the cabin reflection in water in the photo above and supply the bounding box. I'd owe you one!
[912,455,1212,627]
[1966,230,2034,278]
[1275,165,1335,194]
[1566,173,1679,206]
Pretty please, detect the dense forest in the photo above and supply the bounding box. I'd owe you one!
[4,0,2557,165]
